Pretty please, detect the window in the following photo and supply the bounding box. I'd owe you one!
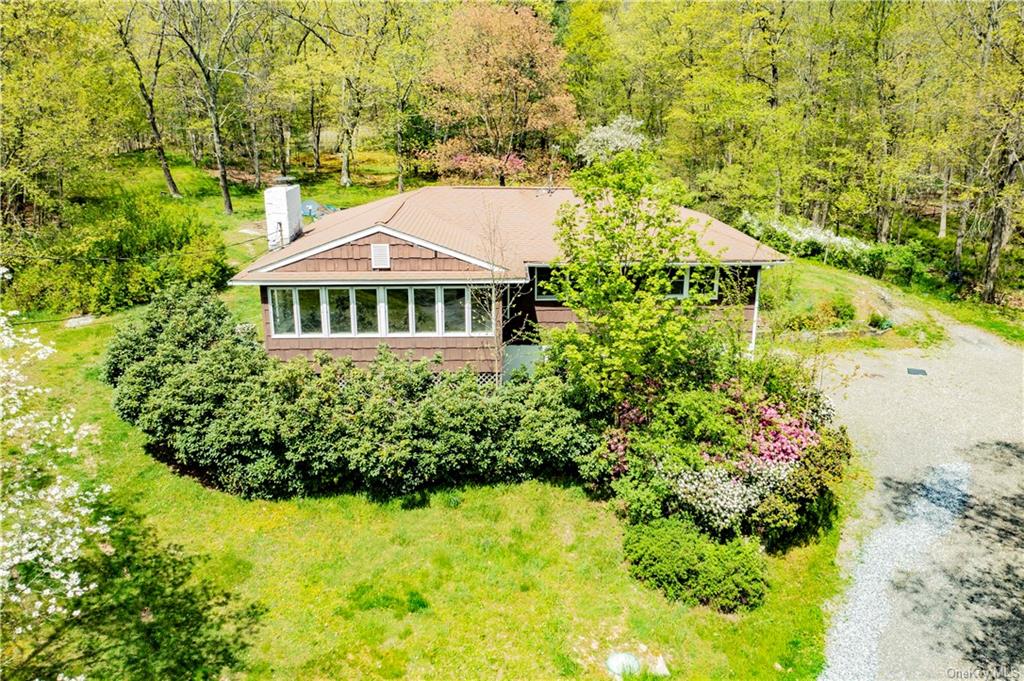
[470,288,494,333]
[387,288,410,333]
[354,288,379,334]
[413,288,437,334]
[270,288,296,335]
[668,267,688,298]
[327,288,352,334]
[267,286,495,338]
[443,287,467,333]
[532,266,557,301]
[688,267,720,300]
[297,288,324,334]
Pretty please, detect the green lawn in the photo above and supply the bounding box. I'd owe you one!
[29,312,865,679]
[17,152,875,679]
[760,259,1023,353]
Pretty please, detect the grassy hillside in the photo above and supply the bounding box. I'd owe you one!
[759,259,1024,353]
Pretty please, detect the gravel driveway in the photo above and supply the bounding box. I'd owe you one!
[820,319,1024,680]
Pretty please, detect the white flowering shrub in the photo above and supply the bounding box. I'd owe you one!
[0,311,108,647]
[575,115,648,164]
[1,311,263,680]
[671,458,796,533]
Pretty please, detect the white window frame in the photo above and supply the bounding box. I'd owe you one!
[353,287,382,336]
[667,267,720,301]
[687,266,720,301]
[667,268,690,300]
[269,287,299,337]
[326,287,356,337]
[267,285,495,339]
[411,287,440,336]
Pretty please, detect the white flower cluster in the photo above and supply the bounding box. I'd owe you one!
[1,475,110,632]
[673,459,795,533]
[741,211,872,260]
[576,115,648,164]
[0,310,109,637]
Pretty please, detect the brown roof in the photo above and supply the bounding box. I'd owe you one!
[232,186,785,284]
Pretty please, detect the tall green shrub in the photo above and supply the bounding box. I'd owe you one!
[623,518,767,612]
[4,194,232,314]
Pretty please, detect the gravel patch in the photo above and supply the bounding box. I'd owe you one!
[822,462,970,681]
[64,314,95,328]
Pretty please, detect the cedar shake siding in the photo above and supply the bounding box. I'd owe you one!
[276,234,482,274]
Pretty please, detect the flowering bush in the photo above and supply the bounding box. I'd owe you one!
[1,311,262,679]
[740,211,926,285]
[751,403,819,463]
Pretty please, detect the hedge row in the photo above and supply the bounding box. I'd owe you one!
[104,285,598,499]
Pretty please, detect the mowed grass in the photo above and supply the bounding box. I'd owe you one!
[27,313,862,679]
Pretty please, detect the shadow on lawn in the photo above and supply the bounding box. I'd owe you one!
[882,441,1024,672]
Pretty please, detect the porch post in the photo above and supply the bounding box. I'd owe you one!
[748,267,762,353]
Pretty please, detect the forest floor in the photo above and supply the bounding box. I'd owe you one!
[820,314,1023,679]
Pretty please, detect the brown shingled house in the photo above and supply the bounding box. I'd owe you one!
[230,185,785,376]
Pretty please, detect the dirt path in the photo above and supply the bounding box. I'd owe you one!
[820,318,1024,680]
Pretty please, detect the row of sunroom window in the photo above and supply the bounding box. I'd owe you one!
[269,286,495,338]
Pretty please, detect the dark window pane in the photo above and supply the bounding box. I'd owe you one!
[355,288,379,334]
[328,289,351,334]
[689,267,718,298]
[443,288,466,333]
[271,289,295,335]
[413,288,436,333]
[297,289,323,334]
[534,267,556,299]
[387,289,410,333]
[470,289,493,333]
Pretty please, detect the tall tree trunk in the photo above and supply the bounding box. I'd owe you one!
[938,165,950,238]
[188,130,202,167]
[773,166,783,217]
[395,120,404,193]
[148,105,181,198]
[981,205,1010,303]
[250,119,261,189]
[309,87,321,173]
[981,152,1017,303]
[340,126,354,187]
[876,204,891,243]
[207,103,233,214]
[950,200,968,285]
[276,116,288,177]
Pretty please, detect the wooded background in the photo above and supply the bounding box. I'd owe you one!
[2,0,1022,302]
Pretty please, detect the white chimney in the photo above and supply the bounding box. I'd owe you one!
[265,184,302,250]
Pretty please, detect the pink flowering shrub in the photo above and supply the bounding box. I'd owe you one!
[750,403,819,463]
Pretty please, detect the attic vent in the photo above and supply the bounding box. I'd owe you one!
[370,243,391,269]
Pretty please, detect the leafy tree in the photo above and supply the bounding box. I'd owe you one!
[0,309,262,681]
[111,0,183,198]
[543,152,715,409]
[426,3,577,184]
[0,0,135,226]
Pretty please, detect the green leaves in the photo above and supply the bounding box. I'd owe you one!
[544,151,710,408]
